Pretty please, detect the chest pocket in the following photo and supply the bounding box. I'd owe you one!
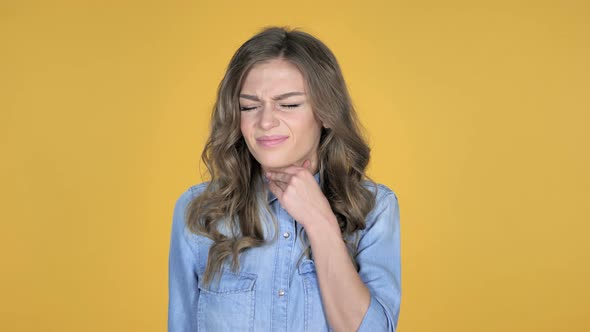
[298,258,330,331]
[197,269,257,331]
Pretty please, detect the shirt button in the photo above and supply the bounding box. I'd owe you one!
[283,232,291,239]
[278,289,286,297]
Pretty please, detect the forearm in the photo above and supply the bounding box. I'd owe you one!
[305,214,371,332]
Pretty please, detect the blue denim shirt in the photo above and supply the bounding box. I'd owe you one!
[168,176,401,331]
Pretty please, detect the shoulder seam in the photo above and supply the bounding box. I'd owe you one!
[188,182,210,199]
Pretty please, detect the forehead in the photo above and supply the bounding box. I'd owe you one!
[240,59,306,94]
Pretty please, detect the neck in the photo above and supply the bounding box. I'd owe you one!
[262,159,318,175]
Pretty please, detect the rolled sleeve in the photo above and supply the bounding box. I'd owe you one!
[358,295,395,331]
[356,185,402,331]
[168,187,200,332]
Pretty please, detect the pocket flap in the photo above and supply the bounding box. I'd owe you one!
[297,258,316,274]
[199,270,257,294]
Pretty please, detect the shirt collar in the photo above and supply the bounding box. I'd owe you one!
[266,172,321,204]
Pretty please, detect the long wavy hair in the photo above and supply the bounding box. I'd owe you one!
[186,26,376,286]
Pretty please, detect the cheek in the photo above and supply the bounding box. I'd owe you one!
[301,118,322,139]
[240,117,257,151]
[240,118,250,138]
[294,123,321,149]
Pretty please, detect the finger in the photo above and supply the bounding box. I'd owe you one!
[269,164,307,176]
[268,165,311,180]
[267,171,292,184]
[271,179,288,192]
[302,160,314,175]
[267,180,283,198]
[303,160,311,169]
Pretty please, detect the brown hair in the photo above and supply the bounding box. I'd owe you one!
[186,26,376,286]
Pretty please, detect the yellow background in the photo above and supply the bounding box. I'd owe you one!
[1,0,588,331]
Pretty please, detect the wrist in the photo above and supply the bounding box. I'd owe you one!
[303,213,341,240]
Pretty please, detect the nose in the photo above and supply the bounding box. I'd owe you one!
[258,104,279,130]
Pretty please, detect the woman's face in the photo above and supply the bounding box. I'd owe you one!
[239,58,323,173]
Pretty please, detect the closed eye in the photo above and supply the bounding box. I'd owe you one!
[280,104,301,109]
[240,104,301,111]
[240,105,258,111]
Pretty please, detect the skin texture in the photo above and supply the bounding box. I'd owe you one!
[239,58,323,174]
[240,59,371,332]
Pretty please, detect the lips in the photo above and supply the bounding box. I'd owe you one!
[256,135,289,147]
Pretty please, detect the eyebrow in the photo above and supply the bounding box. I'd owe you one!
[239,92,305,101]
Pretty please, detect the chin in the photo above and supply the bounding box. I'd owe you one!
[259,161,293,171]
[255,156,296,170]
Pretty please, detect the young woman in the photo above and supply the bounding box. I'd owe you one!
[168,26,401,332]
